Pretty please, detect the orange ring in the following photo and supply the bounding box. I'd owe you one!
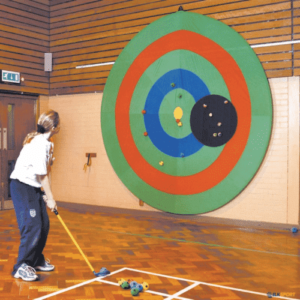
[115,30,251,195]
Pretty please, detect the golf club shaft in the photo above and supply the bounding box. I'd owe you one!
[53,209,95,273]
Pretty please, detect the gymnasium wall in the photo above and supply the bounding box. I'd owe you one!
[40,76,300,225]
[0,0,50,95]
[49,0,295,96]
[0,0,298,95]
[2,1,300,225]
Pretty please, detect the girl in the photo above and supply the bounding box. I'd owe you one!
[10,110,60,281]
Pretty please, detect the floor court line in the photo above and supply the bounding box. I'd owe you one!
[164,282,200,300]
[125,267,198,283]
[96,278,193,300]
[125,268,300,300]
[33,268,126,300]
[102,229,299,257]
[33,266,300,300]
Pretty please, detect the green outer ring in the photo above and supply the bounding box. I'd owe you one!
[130,50,229,176]
[101,11,272,214]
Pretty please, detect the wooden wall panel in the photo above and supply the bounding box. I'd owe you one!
[49,0,294,95]
[0,0,49,95]
[0,0,295,95]
[292,0,300,75]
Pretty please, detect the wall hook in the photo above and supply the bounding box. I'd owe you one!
[83,153,96,171]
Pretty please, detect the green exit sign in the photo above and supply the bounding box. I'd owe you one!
[1,70,20,84]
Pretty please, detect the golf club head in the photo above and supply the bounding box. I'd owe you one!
[93,268,110,277]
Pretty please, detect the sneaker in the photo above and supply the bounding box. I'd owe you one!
[35,258,55,272]
[14,263,38,281]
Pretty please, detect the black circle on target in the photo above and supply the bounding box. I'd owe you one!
[190,95,238,147]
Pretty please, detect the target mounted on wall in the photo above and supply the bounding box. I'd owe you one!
[101,9,272,214]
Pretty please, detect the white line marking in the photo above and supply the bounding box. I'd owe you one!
[75,61,115,69]
[164,282,200,300]
[33,266,300,300]
[96,278,193,300]
[74,40,300,70]
[33,268,126,300]
[145,289,192,300]
[125,267,197,283]
[96,279,119,286]
[251,40,300,48]
[33,277,99,300]
[125,268,300,300]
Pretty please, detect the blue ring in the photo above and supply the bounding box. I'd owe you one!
[144,69,210,157]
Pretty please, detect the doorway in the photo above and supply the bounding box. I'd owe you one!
[0,94,37,210]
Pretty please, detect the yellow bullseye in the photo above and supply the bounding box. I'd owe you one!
[174,107,183,120]
[174,107,183,127]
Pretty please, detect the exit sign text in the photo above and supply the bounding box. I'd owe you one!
[1,70,20,84]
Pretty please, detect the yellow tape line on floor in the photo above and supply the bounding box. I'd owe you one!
[29,286,61,292]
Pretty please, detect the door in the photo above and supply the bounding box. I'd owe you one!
[0,94,36,210]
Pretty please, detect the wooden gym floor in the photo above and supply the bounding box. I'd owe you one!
[0,204,300,300]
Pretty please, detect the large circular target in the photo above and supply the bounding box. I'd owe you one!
[101,11,272,214]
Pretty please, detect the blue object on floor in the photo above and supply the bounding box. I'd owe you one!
[93,267,110,277]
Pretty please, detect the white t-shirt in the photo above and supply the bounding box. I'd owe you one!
[10,134,53,188]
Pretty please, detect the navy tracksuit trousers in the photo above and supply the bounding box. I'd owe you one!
[10,179,49,275]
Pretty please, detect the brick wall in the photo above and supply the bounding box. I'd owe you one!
[42,77,299,225]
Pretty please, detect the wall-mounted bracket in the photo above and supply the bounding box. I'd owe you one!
[83,153,97,171]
